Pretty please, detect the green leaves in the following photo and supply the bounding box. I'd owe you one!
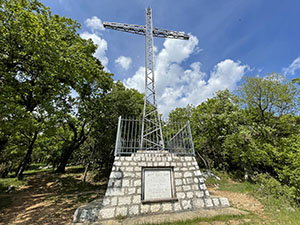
[189,89,242,170]
[238,73,298,124]
[168,77,300,205]
[0,0,113,178]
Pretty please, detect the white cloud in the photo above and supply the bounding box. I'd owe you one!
[115,56,132,70]
[201,59,248,98]
[283,56,300,75]
[124,35,249,116]
[124,66,145,91]
[80,32,108,69]
[85,16,104,32]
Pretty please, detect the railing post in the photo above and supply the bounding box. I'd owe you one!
[187,120,195,156]
[114,116,122,156]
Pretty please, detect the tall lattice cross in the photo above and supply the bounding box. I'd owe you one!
[104,8,189,151]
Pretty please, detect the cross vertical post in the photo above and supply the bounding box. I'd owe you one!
[141,8,164,150]
[103,8,189,151]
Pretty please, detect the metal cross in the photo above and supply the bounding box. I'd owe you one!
[104,8,189,151]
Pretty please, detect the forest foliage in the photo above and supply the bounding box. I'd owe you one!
[170,74,300,204]
[1,0,300,206]
[0,0,143,180]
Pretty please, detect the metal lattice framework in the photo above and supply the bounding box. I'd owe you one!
[114,116,195,156]
[104,8,189,151]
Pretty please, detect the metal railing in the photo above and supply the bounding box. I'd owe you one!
[114,116,195,156]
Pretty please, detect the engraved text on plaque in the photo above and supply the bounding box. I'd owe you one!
[142,168,174,201]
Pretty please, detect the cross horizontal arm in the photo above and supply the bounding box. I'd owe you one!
[103,22,189,40]
[152,27,189,40]
[103,22,146,36]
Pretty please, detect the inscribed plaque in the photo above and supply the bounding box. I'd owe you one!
[143,168,174,201]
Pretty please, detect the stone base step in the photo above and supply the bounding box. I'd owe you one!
[72,207,248,225]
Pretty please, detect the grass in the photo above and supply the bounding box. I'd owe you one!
[219,180,256,194]
[0,177,26,193]
[205,170,257,194]
[22,167,53,176]
[22,163,55,176]
[43,173,106,204]
[257,196,300,225]
[0,177,26,211]
[32,165,108,205]
[268,209,300,225]
[203,170,300,225]
[142,214,254,225]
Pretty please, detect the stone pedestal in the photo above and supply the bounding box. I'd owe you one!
[73,151,230,223]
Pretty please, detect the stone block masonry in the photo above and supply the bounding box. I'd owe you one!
[73,151,230,223]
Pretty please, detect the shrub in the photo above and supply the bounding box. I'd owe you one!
[253,173,296,207]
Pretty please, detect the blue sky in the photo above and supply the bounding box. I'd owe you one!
[42,0,300,115]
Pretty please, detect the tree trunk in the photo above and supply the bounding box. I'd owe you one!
[82,147,96,183]
[0,141,7,153]
[82,161,90,183]
[16,131,38,180]
[56,120,89,173]
[55,145,76,173]
[0,135,10,154]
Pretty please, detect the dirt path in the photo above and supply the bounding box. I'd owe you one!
[208,187,272,224]
[0,172,106,225]
[209,187,264,215]
[0,192,75,225]
[0,175,76,225]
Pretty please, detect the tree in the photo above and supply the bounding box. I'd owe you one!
[55,116,92,173]
[276,132,300,203]
[292,78,300,86]
[53,81,144,175]
[230,73,299,178]
[87,81,144,176]
[0,0,113,179]
[190,89,242,170]
[238,73,298,125]
[168,104,194,123]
